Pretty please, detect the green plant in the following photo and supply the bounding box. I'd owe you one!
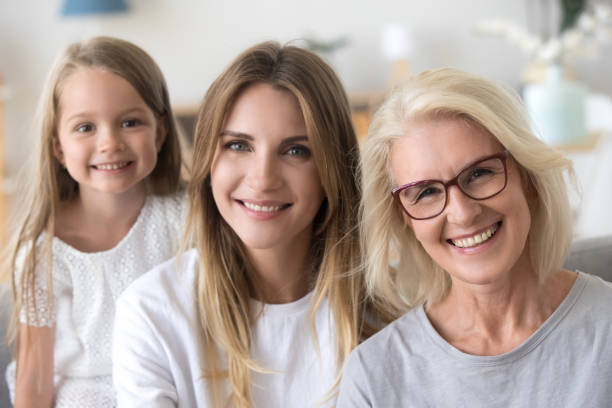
[560,0,587,32]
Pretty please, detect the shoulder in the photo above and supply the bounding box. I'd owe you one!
[340,307,428,404]
[574,272,612,311]
[137,191,188,250]
[348,306,426,371]
[117,248,198,316]
[147,190,188,223]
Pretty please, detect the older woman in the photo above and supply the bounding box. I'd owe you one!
[337,68,612,407]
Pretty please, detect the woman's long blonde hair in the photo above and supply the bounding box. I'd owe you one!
[4,36,183,345]
[184,41,368,407]
[361,68,575,314]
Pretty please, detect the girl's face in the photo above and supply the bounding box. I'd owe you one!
[389,117,533,289]
[210,83,325,254]
[55,68,166,200]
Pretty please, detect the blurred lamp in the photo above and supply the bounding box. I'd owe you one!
[380,23,415,88]
[381,23,414,61]
[61,0,128,16]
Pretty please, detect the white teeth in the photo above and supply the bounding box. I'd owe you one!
[96,162,128,170]
[451,224,499,248]
[243,202,282,212]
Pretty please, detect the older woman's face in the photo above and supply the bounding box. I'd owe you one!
[389,117,532,288]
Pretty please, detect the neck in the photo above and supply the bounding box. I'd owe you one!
[55,184,147,252]
[78,185,147,221]
[426,253,576,356]
[246,228,314,304]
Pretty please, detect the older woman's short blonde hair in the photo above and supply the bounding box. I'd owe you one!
[361,68,575,313]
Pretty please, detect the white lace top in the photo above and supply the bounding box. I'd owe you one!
[5,192,187,407]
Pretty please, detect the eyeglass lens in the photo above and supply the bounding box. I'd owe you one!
[398,156,506,219]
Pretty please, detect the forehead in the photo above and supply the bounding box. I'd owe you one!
[58,67,146,114]
[389,116,503,184]
[224,83,306,138]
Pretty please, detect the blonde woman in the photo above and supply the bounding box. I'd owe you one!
[3,37,185,407]
[337,68,612,407]
[113,42,377,407]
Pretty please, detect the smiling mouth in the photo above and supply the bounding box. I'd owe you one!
[239,201,291,213]
[93,161,131,171]
[448,222,501,248]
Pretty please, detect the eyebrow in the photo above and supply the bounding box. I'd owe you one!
[62,107,149,123]
[220,130,309,144]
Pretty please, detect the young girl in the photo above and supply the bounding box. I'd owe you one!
[4,36,185,407]
[113,41,378,407]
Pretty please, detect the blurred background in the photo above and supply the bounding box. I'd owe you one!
[1,0,611,242]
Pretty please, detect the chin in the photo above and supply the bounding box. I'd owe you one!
[447,265,513,286]
[237,234,283,251]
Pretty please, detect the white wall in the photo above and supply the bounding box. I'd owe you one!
[1,0,611,176]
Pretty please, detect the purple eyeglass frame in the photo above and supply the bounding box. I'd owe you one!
[391,150,510,220]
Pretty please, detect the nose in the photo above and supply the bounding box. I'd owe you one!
[97,126,126,153]
[444,185,482,225]
[245,151,283,192]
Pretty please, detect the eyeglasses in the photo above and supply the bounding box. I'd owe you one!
[391,151,509,220]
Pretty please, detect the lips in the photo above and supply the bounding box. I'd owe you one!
[92,161,131,170]
[238,200,291,213]
[448,222,501,248]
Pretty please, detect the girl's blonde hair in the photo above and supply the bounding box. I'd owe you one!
[5,36,183,344]
[184,41,367,407]
[361,68,574,313]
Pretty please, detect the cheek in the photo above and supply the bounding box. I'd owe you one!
[60,141,85,164]
[209,165,224,202]
[137,134,162,157]
[299,166,325,208]
[209,159,235,205]
[513,194,532,239]
[410,219,443,249]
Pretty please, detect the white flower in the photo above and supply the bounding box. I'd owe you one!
[578,14,597,31]
[518,36,542,54]
[537,38,562,62]
[476,1,612,64]
[562,29,583,51]
[474,19,507,35]
[594,4,612,21]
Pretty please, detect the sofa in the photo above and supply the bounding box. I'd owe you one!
[0,235,611,406]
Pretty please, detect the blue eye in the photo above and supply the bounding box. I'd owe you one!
[121,119,140,128]
[224,140,251,152]
[76,123,94,133]
[286,145,311,158]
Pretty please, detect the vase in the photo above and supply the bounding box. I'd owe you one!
[523,65,587,146]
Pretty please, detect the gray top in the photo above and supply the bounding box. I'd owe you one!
[338,272,612,408]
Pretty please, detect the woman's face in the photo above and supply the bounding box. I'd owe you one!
[210,83,325,254]
[389,117,533,289]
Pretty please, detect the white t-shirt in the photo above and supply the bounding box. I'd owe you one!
[113,249,339,407]
[6,192,186,407]
[337,272,612,408]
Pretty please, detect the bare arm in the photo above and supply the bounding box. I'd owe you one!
[14,324,55,408]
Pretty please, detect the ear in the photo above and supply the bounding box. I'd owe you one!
[156,115,168,152]
[52,137,65,165]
